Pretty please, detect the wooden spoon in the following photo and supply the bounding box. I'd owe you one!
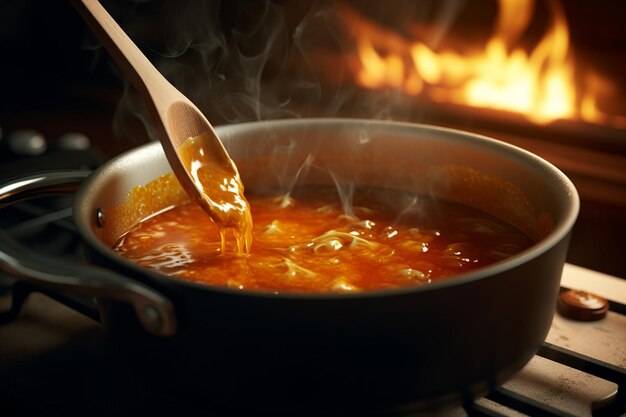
[72,0,250,234]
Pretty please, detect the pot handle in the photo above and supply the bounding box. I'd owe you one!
[0,171,177,337]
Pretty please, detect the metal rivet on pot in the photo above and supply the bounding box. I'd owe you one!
[140,305,163,333]
[96,208,106,227]
[557,289,608,321]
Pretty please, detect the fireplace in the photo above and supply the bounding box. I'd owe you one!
[265,0,626,204]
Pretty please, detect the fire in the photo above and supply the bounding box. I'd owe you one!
[341,0,623,127]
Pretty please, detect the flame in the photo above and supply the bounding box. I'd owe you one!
[342,0,623,127]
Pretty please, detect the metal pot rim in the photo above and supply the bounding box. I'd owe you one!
[74,118,580,300]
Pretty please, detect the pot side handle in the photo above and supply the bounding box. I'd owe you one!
[0,171,177,337]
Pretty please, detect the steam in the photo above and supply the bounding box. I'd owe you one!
[101,0,472,143]
[272,153,315,203]
[422,0,467,50]
[109,0,328,143]
[329,170,355,219]
[91,0,469,223]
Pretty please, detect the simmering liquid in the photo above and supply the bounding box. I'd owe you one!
[177,132,252,255]
[114,186,534,293]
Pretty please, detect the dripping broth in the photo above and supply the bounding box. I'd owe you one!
[177,132,252,255]
[113,185,534,293]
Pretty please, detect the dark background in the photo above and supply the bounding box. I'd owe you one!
[1,0,625,278]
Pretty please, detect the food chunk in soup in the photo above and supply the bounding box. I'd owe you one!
[114,186,534,293]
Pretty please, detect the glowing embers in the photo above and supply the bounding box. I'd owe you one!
[114,186,534,293]
[340,0,625,127]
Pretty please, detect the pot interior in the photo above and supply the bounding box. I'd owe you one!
[76,119,578,261]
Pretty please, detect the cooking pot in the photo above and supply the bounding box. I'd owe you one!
[0,119,578,415]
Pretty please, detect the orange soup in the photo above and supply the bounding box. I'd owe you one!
[114,186,534,293]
